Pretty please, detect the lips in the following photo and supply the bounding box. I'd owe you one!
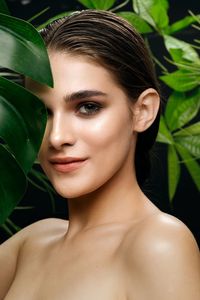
[49,157,88,173]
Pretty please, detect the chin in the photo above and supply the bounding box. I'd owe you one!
[53,182,98,199]
[52,174,112,199]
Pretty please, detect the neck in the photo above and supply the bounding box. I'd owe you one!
[65,166,150,239]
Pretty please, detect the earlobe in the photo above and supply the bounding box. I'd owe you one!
[131,88,160,133]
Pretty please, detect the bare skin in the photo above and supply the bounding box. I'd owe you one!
[0,52,199,299]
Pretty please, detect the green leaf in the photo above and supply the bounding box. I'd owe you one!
[117,11,153,33]
[160,70,200,92]
[175,135,200,157]
[0,76,47,174]
[174,122,200,137]
[132,0,169,30]
[156,115,174,144]
[167,145,180,201]
[0,144,27,225]
[0,13,53,87]
[165,91,200,131]
[78,0,116,10]
[0,0,10,15]
[164,35,200,64]
[175,143,200,191]
[166,15,200,34]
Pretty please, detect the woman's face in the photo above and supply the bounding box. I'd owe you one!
[27,52,137,198]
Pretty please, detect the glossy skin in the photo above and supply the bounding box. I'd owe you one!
[0,52,199,300]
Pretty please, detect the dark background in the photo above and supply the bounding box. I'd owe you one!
[1,0,199,246]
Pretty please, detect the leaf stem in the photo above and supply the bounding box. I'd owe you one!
[109,0,130,12]
[0,223,13,236]
[27,7,50,23]
[6,218,21,232]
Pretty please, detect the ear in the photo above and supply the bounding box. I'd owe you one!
[131,88,160,133]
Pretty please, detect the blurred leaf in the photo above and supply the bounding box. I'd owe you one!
[0,0,10,14]
[175,135,200,157]
[160,70,200,92]
[0,13,53,86]
[0,76,47,174]
[78,0,116,10]
[174,122,200,137]
[166,14,200,34]
[165,90,200,131]
[0,144,27,224]
[168,145,180,201]
[117,11,153,33]
[132,0,169,29]
[156,115,173,144]
[175,144,200,191]
[164,35,200,63]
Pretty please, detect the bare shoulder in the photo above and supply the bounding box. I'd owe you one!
[0,217,68,256]
[0,218,68,299]
[17,217,69,247]
[22,217,68,237]
[122,212,200,300]
[133,211,199,252]
[123,211,199,264]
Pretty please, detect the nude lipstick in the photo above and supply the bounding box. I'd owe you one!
[49,157,87,173]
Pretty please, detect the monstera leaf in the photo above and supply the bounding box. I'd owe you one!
[0,7,53,224]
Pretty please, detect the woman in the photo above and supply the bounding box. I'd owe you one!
[0,10,199,300]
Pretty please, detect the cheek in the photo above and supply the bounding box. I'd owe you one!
[81,110,133,151]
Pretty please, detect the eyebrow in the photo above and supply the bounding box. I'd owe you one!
[64,90,108,102]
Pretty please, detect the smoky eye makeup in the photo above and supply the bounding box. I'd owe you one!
[76,101,103,116]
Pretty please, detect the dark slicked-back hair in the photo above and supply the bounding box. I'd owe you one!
[40,9,161,187]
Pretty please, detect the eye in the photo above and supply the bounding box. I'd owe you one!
[77,102,102,116]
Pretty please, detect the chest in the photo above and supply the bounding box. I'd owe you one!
[5,239,126,300]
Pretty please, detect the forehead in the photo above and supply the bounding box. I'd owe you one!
[25,51,128,104]
[48,51,119,86]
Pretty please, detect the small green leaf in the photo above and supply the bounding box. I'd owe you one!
[167,145,180,201]
[166,15,200,34]
[117,12,153,33]
[78,0,116,10]
[175,143,200,191]
[150,3,169,29]
[0,0,10,15]
[133,0,155,27]
[0,13,53,86]
[160,70,200,92]
[164,35,200,64]
[156,115,174,145]
[174,122,200,137]
[165,91,200,131]
[0,144,27,225]
[175,135,200,157]
[132,0,169,30]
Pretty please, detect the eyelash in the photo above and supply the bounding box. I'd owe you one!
[76,102,102,116]
[45,101,102,118]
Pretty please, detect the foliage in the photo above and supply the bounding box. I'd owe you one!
[0,0,53,225]
[0,0,199,234]
[116,0,200,201]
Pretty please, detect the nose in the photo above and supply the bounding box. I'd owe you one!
[48,112,76,149]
